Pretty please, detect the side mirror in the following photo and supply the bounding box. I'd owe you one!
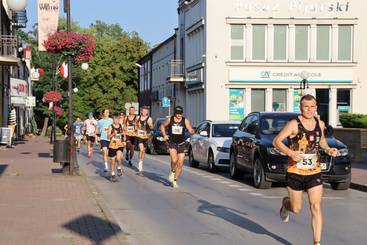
[247,123,258,135]
[325,125,334,137]
[199,131,208,137]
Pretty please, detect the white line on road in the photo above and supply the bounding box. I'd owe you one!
[228,184,242,188]
[238,188,250,192]
[249,192,264,196]
[220,181,231,184]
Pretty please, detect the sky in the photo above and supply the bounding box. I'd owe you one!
[26,0,178,46]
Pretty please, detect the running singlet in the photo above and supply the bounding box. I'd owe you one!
[73,122,84,136]
[98,118,113,141]
[109,124,125,149]
[136,116,151,139]
[125,115,137,136]
[287,117,322,176]
[168,116,186,144]
[84,118,97,136]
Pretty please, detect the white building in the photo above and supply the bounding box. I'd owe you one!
[139,0,367,127]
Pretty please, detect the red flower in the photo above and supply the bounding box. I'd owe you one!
[43,91,62,103]
[53,106,63,117]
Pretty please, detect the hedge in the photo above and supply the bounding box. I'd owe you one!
[339,113,367,128]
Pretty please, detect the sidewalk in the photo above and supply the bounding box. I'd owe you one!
[351,162,367,192]
[0,136,126,245]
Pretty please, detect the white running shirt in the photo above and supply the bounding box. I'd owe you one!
[84,118,98,136]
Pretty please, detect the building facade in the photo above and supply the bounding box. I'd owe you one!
[140,0,367,127]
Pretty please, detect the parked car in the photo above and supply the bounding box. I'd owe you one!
[189,121,240,171]
[146,118,169,155]
[230,112,351,190]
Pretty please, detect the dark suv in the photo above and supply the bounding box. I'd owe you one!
[229,112,351,190]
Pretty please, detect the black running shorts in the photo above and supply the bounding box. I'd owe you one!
[286,172,323,191]
[108,147,124,158]
[168,141,189,154]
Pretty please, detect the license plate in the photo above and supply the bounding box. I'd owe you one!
[320,162,328,170]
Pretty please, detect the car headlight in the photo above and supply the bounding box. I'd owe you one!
[217,147,230,153]
[156,136,165,142]
[267,147,287,156]
[338,148,349,156]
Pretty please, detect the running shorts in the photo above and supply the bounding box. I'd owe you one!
[286,172,323,191]
[168,141,189,154]
[108,147,124,158]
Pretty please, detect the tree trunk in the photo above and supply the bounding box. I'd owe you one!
[41,117,49,137]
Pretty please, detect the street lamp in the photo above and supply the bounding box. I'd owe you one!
[299,70,311,96]
[6,0,27,11]
[81,62,89,70]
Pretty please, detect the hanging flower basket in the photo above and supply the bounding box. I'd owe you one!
[43,91,62,103]
[43,31,96,64]
[53,106,63,117]
[38,68,45,77]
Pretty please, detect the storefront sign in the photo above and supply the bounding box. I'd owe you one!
[11,96,27,106]
[38,0,60,51]
[26,97,36,107]
[187,69,202,83]
[229,67,353,83]
[229,89,245,121]
[235,0,351,14]
[10,78,28,97]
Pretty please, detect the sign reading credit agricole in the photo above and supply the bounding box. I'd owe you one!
[235,0,351,13]
[229,67,353,83]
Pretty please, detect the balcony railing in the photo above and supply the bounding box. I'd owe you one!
[167,60,185,83]
[0,35,18,62]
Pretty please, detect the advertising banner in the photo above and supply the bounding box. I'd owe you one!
[229,89,245,121]
[38,0,60,51]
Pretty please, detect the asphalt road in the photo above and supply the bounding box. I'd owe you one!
[78,148,367,245]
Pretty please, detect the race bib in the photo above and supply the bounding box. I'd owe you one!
[103,127,109,132]
[75,128,81,134]
[113,133,122,141]
[172,125,183,135]
[127,126,135,132]
[137,130,148,138]
[296,154,318,170]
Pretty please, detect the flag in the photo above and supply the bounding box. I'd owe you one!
[58,62,68,80]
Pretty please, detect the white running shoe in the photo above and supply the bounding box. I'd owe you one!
[138,161,143,172]
[280,197,290,223]
[168,171,175,183]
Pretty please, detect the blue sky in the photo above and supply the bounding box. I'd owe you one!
[26,0,178,46]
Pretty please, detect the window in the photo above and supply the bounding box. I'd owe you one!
[316,25,331,61]
[273,25,287,60]
[239,115,253,131]
[272,89,287,112]
[295,25,309,61]
[251,89,265,112]
[231,25,244,60]
[337,89,351,112]
[338,25,352,61]
[252,25,266,60]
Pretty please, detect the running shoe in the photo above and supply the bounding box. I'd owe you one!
[168,171,175,183]
[138,161,143,172]
[104,167,109,173]
[117,168,123,177]
[110,175,118,182]
[314,242,321,245]
[280,197,290,223]
[128,160,132,167]
[172,180,178,188]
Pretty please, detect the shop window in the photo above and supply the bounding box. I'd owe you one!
[273,25,287,61]
[316,25,331,61]
[252,25,266,60]
[338,25,353,61]
[231,25,244,60]
[295,25,309,61]
[272,89,287,112]
[251,89,265,112]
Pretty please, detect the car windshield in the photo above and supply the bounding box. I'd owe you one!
[155,120,164,130]
[212,124,239,137]
[260,115,298,135]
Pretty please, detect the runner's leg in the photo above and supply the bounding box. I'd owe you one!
[116,150,123,176]
[169,148,178,172]
[174,153,186,180]
[307,185,323,244]
[287,187,303,213]
[138,142,145,171]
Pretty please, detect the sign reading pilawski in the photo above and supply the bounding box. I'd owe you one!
[38,0,60,51]
[229,89,245,121]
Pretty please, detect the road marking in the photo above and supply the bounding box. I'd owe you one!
[238,188,250,192]
[262,196,283,199]
[249,192,263,196]
[211,178,222,181]
[228,184,242,188]
[202,175,212,178]
[322,197,345,200]
[220,181,231,184]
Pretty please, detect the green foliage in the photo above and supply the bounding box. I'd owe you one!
[46,126,63,136]
[339,113,367,128]
[21,20,149,129]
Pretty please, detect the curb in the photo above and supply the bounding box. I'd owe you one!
[80,170,130,245]
[350,182,367,192]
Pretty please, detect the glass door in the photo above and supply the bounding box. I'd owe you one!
[316,89,329,124]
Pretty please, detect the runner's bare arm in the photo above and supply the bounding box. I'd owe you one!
[148,117,154,129]
[318,120,339,157]
[160,118,171,140]
[185,119,195,135]
[273,120,303,162]
[107,126,114,140]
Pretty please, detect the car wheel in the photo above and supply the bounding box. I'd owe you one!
[253,158,272,189]
[229,152,242,179]
[330,172,351,190]
[189,147,199,168]
[208,150,217,172]
[149,142,158,155]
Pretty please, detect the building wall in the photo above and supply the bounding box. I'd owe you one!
[203,0,366,126]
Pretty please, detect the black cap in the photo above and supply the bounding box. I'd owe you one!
[174,106,183,114]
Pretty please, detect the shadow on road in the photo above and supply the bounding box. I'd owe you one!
[197,199,292,245]
[141,170,171,187]
[63,214,122,245]
[38,152,51,158]
[0,164,8,176]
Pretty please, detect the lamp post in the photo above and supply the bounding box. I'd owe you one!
[6,0,27,12]
[299,70,310,96]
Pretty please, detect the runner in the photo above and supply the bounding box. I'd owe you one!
[83,112,97,158]
[124,106,137,167]
[97,109,113,173]
[107,113,126,182]
[160,106,194,188]
[73,116,84,152]
[272,94,339,245]
[135,106,154,173]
